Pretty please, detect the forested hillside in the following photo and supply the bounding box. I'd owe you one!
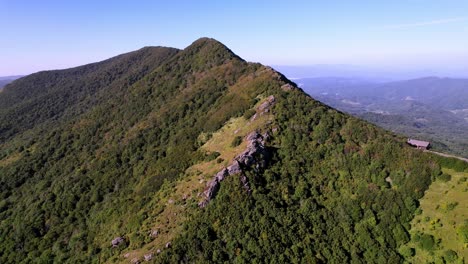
[0,38,444,263]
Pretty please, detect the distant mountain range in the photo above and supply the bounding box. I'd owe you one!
[0,76,23,90]
[296,77,468,157]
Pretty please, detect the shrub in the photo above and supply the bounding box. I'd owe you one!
[399,245,415,258]
[243,109,256,120]
[231,136,243,147]
[205,152,221,161]
[437,173,451,182]
[445,202,459,211]
[458,224,468,243]
[443,250,458,263]
[418,234,435,251]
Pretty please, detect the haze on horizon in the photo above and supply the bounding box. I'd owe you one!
[1,0,467,77]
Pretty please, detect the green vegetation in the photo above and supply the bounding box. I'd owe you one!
[0,38,447,263]
[157,84,437,263]
[438,173,452,182]
[231,136,243,147]
[403,168,468,263]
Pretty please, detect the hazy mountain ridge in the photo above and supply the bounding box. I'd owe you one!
[0,38,449,263]
[0,76,23,91]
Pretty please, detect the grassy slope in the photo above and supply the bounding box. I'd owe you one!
[404,168,468,263]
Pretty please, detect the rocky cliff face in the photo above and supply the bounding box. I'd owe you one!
[198,131,270,207]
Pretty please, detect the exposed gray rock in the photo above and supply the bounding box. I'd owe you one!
[385,176,393,187]
[144,253,153,262]
[281,83,294,91]
[250,113,258,122]
[199,131,269,207]
[258,95,276,113]
[215,168,228,181]
[150,229,159,238]
[165,242,172,248]
[227,161,241,175]
[130,257,140,264]
[246,131,260,141]
[112,237,124,247]
[156,249,161,254]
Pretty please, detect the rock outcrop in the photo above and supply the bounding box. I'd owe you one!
[111,237,125,247]
[198,131,270,207]
[144,253,153,262]
[258,95,275,113]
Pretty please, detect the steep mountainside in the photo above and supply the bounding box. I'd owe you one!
[0,38,443,263]
[0,47,179,142]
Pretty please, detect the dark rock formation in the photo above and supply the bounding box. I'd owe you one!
[198,131,270,207]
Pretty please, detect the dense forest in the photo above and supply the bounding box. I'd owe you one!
[0,38,457,263]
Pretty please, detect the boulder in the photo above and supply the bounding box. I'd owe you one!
[150,229,159,238]
[144,253,153,262]
[111,237,124,247]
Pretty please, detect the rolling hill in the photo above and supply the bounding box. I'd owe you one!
[0,38,453,263]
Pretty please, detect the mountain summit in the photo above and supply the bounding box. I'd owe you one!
[0,38,439,263]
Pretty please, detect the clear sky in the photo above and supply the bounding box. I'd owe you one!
[1,0,467,76]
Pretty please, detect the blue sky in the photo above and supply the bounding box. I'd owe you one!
[1,0,467,76]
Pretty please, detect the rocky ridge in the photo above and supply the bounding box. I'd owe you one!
[198,130,270,208]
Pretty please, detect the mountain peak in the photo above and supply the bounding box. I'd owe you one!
[183,37,244,63]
